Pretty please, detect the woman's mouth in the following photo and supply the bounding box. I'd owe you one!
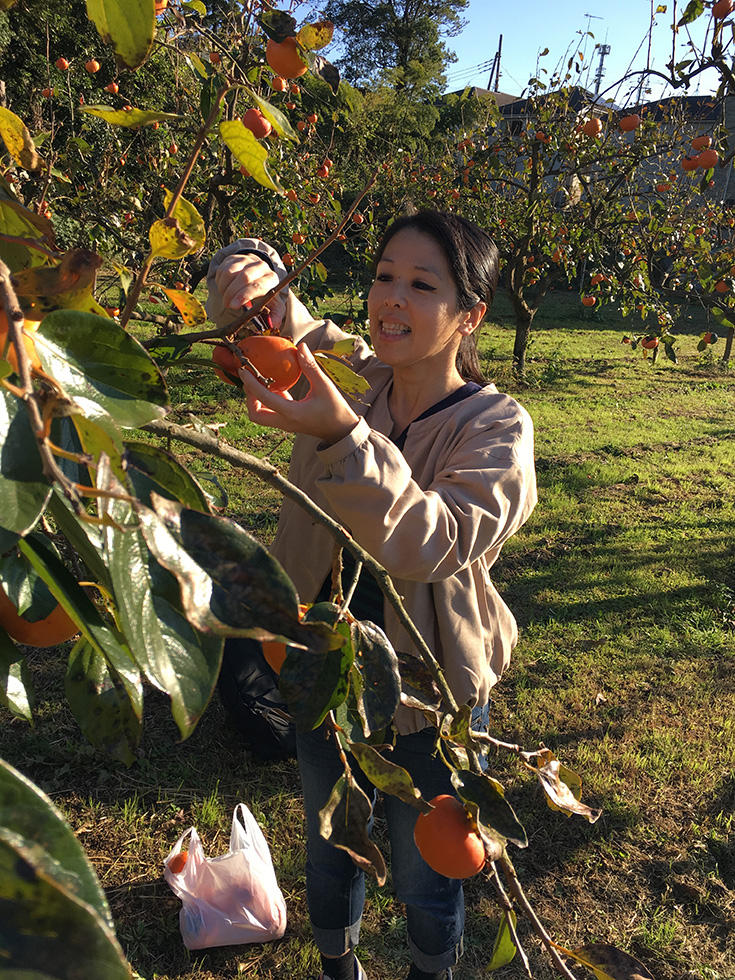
[379,320,411,338]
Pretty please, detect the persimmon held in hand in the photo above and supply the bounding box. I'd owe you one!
[212,335,302,392]
[265,36,308,79]
[167,851,187,874]
[0,582,78,648]
[413,795,486,879]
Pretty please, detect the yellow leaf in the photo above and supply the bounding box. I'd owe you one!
[186,52,208,78]
[0,200,56,273]
[0,0,18,9]
[80,104,182,128]
[85,0,155,71]
[11,249,103,316]
[149,218,197,259]
[162,191,205,251]
[297,19,334,51]
[218,120,283,194]
[0,108,44,171]
[160,286,206,326]
[314,352,371,398]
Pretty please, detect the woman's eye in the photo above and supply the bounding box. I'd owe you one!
[375,273,392,282]
[413,280,434,291]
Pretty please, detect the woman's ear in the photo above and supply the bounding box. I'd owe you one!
[458,301,487,336]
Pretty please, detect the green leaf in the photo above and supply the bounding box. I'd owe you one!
[0,388,51,536]
[123,441,211,511]
[352,620,400,734]
[46,491,112,593]
[80,104,182,128]
[319,773,387,884]
[18,534,142,724]
[345,738,428,810]
[0,828,132,976]
[677,0,704,26]
[97,462,220,739]
[219,120,284,194]
[182,0,206,16]
[33,311,168,428]
[279,602,353,730]
[162,190,206,251]
[248,90,298,142]
[0,199,55,273]
[0,636,33,721]
[0,757,114,926]
[65,638,141,765]
[257,8,297,42]
[487,910,517,970]
[452,769,528,847]
[85,0,155,71]
[0,106,43,171]
[186,51,209,78]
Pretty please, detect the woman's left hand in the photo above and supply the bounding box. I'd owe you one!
[239,343,360,445]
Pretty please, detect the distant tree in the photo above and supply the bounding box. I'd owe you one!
[321,0,468,93]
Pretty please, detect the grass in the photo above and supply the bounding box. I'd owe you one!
[2,289,734,979]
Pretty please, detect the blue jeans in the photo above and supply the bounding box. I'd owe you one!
[296,704,490,974]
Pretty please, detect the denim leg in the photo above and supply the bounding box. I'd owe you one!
[383,703,491,973]
[296,723,375,956]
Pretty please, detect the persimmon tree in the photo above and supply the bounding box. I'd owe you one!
[0,4,658,980]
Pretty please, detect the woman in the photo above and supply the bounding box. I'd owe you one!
[206,210,537,980]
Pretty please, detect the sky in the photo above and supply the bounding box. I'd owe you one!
[442,0,721,104]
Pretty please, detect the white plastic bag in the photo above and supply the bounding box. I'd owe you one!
[163,802,287,949]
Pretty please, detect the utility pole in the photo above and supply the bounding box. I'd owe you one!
[487,35,502,91]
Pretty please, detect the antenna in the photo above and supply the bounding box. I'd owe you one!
[582,14,603,91]
[594,43,611,94]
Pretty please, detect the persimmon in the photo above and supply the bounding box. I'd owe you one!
[691,135,712,151]
[261,604,309,673]
[316,165,330,179]
[85,59,100,74]
[581,117,602,137]
[155,0,168,12]
[681,155,699,172]
[697,148,719,169]
[0,308,42,374]
[212,335,302,392]
[715,280,729,293]
[271,75,288,92]
[210,50,221,65]
[581,295,596,307]
[105,81,119,94]
[619,114,641,132]
[167,851,187,874]
[55,57,69,70]
[413,795,485,879]
[265,36,308,79]
[713,0,733,18]
[242,108,272,139]
[297,120,307,132]
[306,112,318,124]
[0,581,78,648]
[641,336,659,349]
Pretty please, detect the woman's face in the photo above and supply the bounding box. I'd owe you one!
[367,227,478,377]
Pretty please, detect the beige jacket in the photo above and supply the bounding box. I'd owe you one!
[207,240,538,733]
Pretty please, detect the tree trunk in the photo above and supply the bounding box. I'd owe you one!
[510,293,535,374]
[722,325,734,363]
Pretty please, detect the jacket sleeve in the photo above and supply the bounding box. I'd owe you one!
[314,409,537,583]
[205,237,334,347]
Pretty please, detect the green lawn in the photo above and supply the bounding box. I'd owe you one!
[2,292,733,980]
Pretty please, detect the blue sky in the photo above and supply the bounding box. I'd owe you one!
[443,0,720,103]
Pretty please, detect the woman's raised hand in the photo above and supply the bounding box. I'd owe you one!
[239,342,359,446]
[214,253,287,332]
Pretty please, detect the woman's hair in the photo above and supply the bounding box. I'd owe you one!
[372,209,500,383]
